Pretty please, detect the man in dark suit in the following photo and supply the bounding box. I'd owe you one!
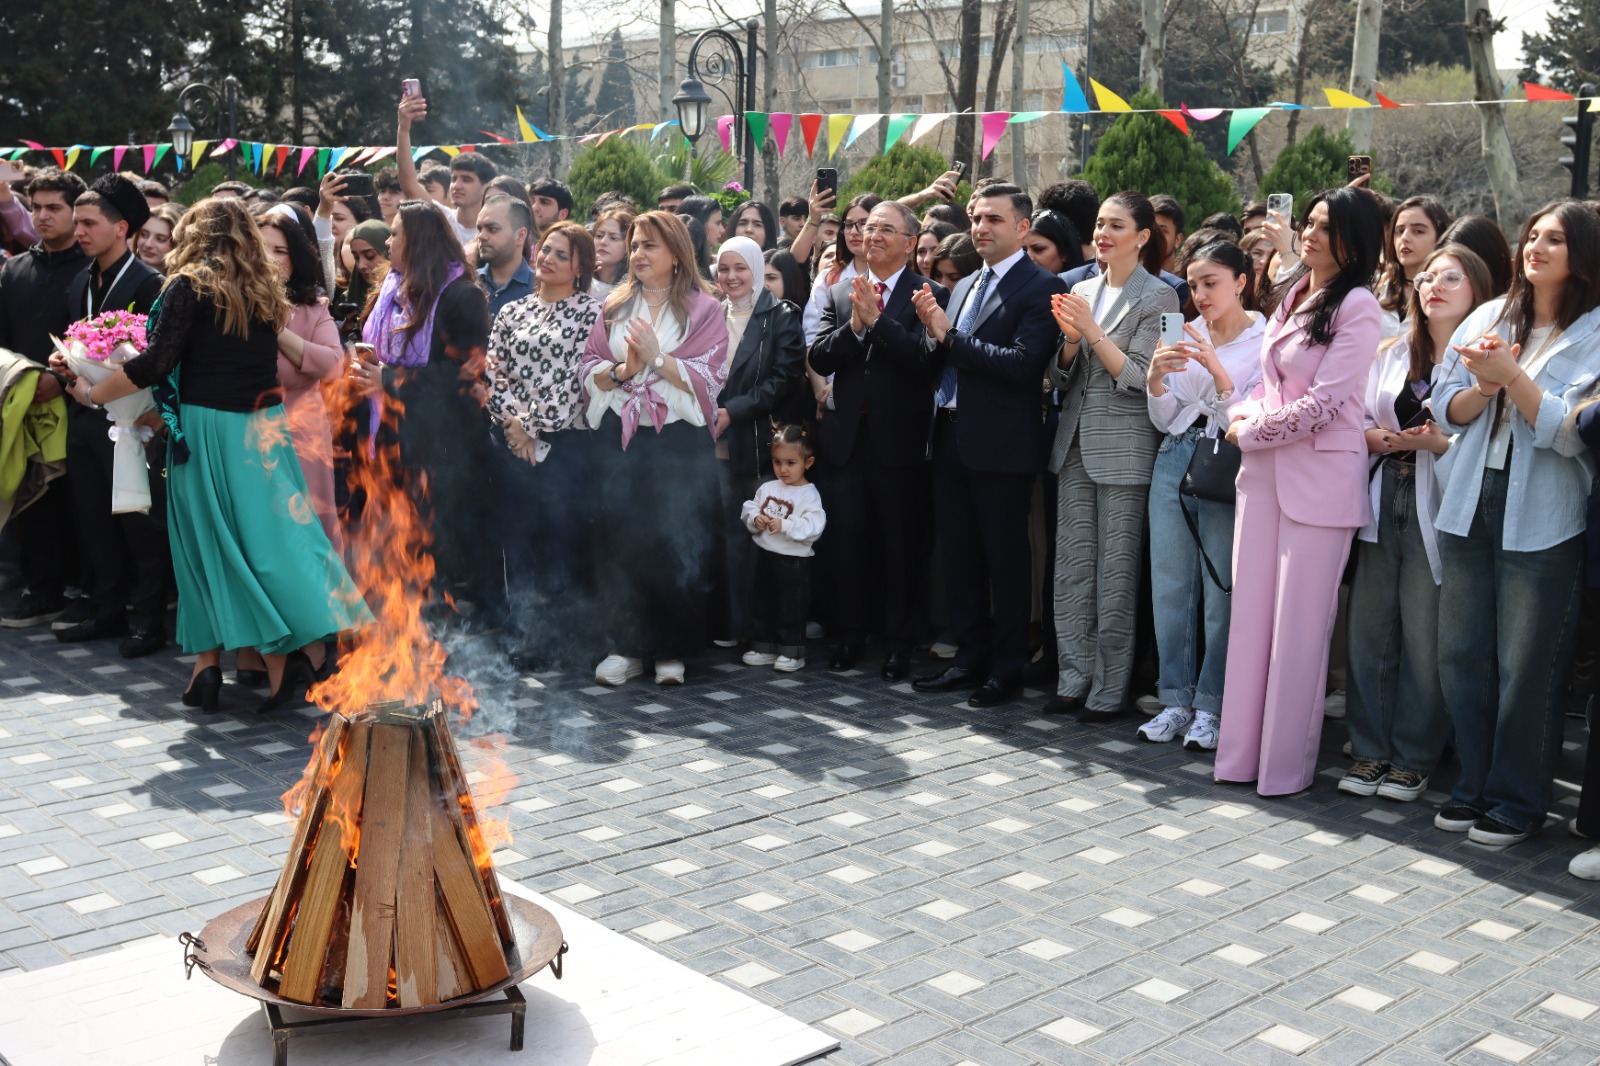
[910,184,1068,708]
[810,201,947,680]
[60,174,168,658]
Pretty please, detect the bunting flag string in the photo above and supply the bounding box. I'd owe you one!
[4,80,1591,177]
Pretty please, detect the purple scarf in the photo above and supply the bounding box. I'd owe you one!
[359,263,466,440]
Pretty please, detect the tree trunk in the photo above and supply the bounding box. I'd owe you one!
[953,0,982,169]
[878,0,893,152]
[1011,0,1030,184]
[763,0,778,207]
[548,0,565,174]
[659,0,675,127]
[1139,0,1165,98]
[1347,0,1381,150]
[1465,0,1521,228]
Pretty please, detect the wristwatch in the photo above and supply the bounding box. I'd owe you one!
[652,354,666,370]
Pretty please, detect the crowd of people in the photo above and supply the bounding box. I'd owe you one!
[3,90,1600,881]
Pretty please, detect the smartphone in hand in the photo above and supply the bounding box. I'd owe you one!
[1347,155,1372,181]
[815,168,838,201]
[1266,193,1292,222]
[1160,313,1186,346]
[0,160,25,183]
[401,78,422,98]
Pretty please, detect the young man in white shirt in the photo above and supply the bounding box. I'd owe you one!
[396,91,497,245]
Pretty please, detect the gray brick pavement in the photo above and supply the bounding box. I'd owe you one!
[1,623,1599,1064]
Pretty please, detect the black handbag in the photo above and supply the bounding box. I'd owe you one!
[1179,433,1241,593]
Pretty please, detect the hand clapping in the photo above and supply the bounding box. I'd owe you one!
[849,275,881,332]
[1454,333,1520,390]
[910,283,949,344]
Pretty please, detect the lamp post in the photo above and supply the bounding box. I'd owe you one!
[167,76,240,180]
[672,20,758,193]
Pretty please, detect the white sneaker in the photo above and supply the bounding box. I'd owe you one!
[655,659,685,685]
[1570,844,1600,880]
[1135,693,1163,716]
[1323,690,1346,719]
[742,650,778,667]
[929,641,958,659]
[1182,709,1220,751]
[805,621,825,640]
[594,654,644,686]
[1569,818,1593,840]
[1137,706,1194,743]
[774,655,805,673]
[712,639,739,648]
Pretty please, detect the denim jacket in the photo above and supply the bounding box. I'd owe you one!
[1432,299,1600,552]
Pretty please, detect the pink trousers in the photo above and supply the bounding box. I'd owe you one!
[1214,455,1354,796]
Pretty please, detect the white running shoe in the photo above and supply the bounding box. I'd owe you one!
[929,641,958,659]
[1137,706,1194,743]
[1323,690,1346,719]
[1182,710,1220,751]
[774,655,805,672]
[655,659,685,685]
[742,650,778,667]
[594,654,644,686]
[1570,845,1600,880]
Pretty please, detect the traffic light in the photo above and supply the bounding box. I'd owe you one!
[1560,84,1598,199]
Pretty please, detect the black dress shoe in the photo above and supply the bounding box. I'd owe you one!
[53,616,128,643]
[1076,706,1126,724]
[1042,694,1085,715]
[912,665,982,693]
[969,676,1022,708]
[182,666,222,714]
[118,627,165,659]
[256,651,312,716]
[829,643,862,671]
[235,668,268,687]
[881,650,911,682]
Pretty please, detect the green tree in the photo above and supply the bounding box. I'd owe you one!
[1303,0,1470,77]
[839,143,970,204]
[568,137,669,218]
[1080,90,1239,219]
[1257,124,1392,206]
[1521,0,1600,92]
[590,30,636,130]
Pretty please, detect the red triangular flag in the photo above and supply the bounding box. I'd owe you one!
[479,130,515,144]
[1376,93,1403,109]
[1157,110,1190,135]
[274,146,290,175]
[799,114,823,158]
[51,148,65,169]
[458,145,476,153]
[1525,82,1576,102]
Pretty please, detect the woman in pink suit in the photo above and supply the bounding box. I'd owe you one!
[1218,187,1385,795]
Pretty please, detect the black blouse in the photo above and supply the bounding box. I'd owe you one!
[122,276,282,411]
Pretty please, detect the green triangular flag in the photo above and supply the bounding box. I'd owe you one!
[90,146,110,167]
[152,144,171,170]
[1227,108,1272,155]
[883,113,917,149]
[744,112,768,152]
[316,147,331,177]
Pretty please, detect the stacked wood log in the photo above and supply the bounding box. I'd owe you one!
[245,700,515,1008]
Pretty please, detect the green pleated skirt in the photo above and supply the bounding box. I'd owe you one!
[167,403,372,655]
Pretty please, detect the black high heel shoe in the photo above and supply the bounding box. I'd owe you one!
[235,668,268,687]
[182,666,223,714]
[255,652,312,716]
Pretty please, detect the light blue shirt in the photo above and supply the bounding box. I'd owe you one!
[1432,298,1600,552]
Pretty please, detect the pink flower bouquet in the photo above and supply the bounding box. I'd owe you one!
[53,312,157,514]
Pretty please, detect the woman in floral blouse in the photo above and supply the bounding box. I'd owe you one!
[486,220,604,670]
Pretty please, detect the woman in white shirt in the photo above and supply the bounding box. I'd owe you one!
[589,207,633,302]
[1140,240,1265,751]
[580,211,730,686]
[1340,244,1490,803]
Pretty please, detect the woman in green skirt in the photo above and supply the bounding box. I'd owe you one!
[54,197,371,713]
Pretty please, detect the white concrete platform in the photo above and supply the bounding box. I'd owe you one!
[0,881,838,1066]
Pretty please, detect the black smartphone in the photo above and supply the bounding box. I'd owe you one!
[339,173,375,198]
[1347,155,1372,181]
[951,160,968,181]
[815,168,838,202]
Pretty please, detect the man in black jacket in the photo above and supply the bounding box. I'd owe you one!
[60,174,167,656]
[810,201,947,680]
[0,168,88,629]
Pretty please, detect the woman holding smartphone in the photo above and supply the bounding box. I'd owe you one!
[1048,191,1179,720]
[1140,241,1265,750]
[1430,200,1600,846]
[1216,187,1384,796]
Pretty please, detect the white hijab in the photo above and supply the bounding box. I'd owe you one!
[717,235,765,315]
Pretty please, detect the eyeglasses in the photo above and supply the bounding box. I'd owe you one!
[861,224,905,237]
[1412,270,1466,291]
[842,220,868,232]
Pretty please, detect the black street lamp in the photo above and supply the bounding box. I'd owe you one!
[167,76,241,180]
[673,20,759,194]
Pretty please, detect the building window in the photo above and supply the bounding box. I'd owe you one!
[1230,10,1290,34]
[803,48,858,68]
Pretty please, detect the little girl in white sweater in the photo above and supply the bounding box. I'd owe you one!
[739,425,827,671]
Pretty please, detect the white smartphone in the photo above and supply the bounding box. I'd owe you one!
[1159,313,1186,346]
[0,160,25,183]
[1266,193,1292,222]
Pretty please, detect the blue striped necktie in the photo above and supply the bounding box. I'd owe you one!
[937,265,993,407]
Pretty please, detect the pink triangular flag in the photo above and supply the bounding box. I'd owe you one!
[1180,104,1225,121]
[113,145,127,172]
[22,140,44,150]
[769,113,793,156]
[716,114,736,155]
[142,144,157,172]
[366,146,397,163]
[980,112,1011,160]
[297,147,316,175]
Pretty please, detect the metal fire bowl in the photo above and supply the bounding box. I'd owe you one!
[184,894,567,1018]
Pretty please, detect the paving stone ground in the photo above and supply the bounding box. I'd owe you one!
[1,618,1599,1065]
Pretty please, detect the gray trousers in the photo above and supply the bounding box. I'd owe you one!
[1054,445,1148,712]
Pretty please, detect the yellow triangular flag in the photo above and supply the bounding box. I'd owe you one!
[64,147,81,170]
[439,146,461,157]
[517,106,538,142]
[191,140,209,169]
[1090,80,1132,112]
[1323,88,1372,108]
[1588,96,1600,113]
[826,114,853,159]
[260,144,276,175]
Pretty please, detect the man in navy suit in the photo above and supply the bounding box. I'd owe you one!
[910,184,1068,708]
[810,202,947,680]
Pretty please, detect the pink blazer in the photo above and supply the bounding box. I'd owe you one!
[1232,277,1382,529]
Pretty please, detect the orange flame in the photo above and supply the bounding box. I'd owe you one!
[465,736,517,865]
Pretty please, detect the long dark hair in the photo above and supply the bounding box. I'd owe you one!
[256,211,323,307]
[1379,195,1452,316]
[1292,187,1384,348]
[1028,209,1084,272]
[1405,243,1493,382]
[835,192,883,270]
[1101,191,1164,278]
[1186,239,1256,316]
[764,247,809,307]
[1494,199,1600,346]
[733,200,778,251]
[932,232,981,280]
[1440,214,1514,297]
[393,199,470,350]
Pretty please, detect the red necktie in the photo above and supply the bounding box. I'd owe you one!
[874,281,887,312]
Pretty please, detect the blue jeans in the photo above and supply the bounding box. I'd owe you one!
[1346,460,1450,774]
[1147,429,1235,714]
[1438,465,1584,833]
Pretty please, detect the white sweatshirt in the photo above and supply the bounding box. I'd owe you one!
[740,480,826,557]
